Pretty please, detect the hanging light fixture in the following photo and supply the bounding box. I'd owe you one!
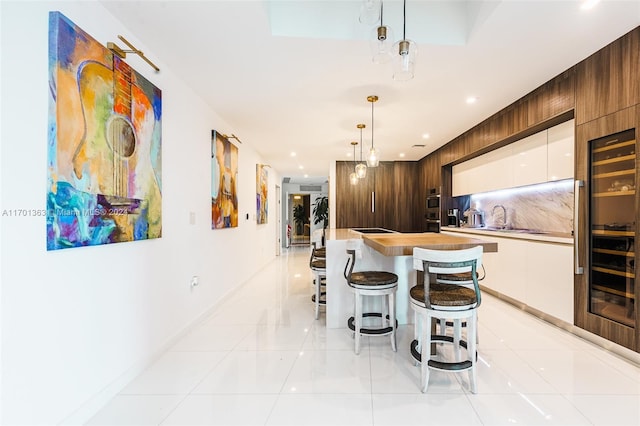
[355,124,367,178]
[392,0,417,81]
[366,95,380,167]
[349,141,359,185]
[370,1,394,64]
[358,0,381,25]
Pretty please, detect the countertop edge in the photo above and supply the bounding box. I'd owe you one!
[442,227,573,245]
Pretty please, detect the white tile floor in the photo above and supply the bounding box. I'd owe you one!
[88,246,640,425]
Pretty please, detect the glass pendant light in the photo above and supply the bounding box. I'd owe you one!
[359,0,381,25]
[366,95,380,167]
[350,141,359,185]
[392,0,417,81]
[370,2,393,64]
[355,124,367,178]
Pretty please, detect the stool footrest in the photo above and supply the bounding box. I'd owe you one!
[348,314,398,336]
[427,359,473,371]
[410,338,469,363]
[311,293,326,304]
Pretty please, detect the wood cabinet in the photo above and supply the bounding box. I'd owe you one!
[575,27,640,125]
[335,161,414,231]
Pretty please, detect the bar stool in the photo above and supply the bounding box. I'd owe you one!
[344,247,398,355]
[410,246,483,393]
[309,242,326,320]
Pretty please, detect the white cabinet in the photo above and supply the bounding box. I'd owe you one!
[441,230,574,324]
[511,131,547,187]
[547,119,574,181]
[452,120,575,196]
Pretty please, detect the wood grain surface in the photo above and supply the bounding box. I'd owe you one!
[362,232,498,256]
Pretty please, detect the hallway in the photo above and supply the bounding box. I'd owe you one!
[88,246,640,425]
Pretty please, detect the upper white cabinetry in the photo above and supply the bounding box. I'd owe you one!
[547,120,575,181]
[452,119,575,196]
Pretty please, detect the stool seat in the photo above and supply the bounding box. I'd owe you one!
[410,283,477,307]
[349,271,398,288]
[310,258,326,270]
[314,247,326,258]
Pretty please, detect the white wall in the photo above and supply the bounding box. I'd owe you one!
[0,1,278,424]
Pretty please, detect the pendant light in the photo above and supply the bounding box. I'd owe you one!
[358,0,381,25]
[349,141,359,185]
[355,124,367,178]
[370,2,394,64]
[392,0,417,81]
[366,95,380,167]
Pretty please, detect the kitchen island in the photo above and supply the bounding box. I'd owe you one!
[324,229,497,329]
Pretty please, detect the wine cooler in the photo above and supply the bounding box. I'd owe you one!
[588,129,636,328]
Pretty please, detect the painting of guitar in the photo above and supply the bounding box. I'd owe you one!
[47,12,162,249]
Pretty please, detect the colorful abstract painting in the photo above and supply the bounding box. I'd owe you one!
[256,164,268,224]
[211,130,238,229]
[47,12,162,250]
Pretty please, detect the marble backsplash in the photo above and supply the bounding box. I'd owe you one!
[467,180,574,234]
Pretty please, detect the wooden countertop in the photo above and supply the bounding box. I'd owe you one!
[362,232,498,256]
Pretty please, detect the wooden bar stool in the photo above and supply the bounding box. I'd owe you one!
[344,248,398,355]
[410,246,483,393]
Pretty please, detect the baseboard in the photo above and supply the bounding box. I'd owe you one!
[60,260,274,425]
[481,285,640,367]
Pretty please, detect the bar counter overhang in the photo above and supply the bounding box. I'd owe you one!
[323,229,498,329]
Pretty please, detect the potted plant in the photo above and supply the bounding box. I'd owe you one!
[312,195,329,244]
[293,204,307,235]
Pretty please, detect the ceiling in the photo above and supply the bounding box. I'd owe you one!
[99,0,640,184]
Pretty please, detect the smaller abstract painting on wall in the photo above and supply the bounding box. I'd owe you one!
[256,164,268,224]
[211,130,238,229]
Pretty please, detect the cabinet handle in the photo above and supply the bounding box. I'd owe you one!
[371,191,375,213]
[574,179,584,275]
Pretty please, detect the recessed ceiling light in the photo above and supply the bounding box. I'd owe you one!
[290,152,296,157]
[298,165,304,170]
[399,153,405,158]
[466,96,478,104]
[581,0,600,10]
[422,133,430,139]
[304,174,309,178]
[346,152,352,157]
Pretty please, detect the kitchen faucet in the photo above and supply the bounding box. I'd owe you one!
[492,204,507,229]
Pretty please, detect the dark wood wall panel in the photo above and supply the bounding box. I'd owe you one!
[373,162,395,230]
[336,161,372,228]
[393,162,418,232]
[336,161,412,231]
[575,27,640,125]
[526,69,576,126]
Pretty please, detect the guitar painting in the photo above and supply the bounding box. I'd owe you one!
[47,12,162,250]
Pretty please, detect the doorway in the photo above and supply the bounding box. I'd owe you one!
[289,194,310,245]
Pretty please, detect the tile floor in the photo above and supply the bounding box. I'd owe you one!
[88,246,640,425]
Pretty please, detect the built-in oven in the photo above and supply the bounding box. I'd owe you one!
[425,188,441,233]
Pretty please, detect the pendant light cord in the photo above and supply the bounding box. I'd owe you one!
[380,1,384,25]
[360,128,364,161]
[371,100,375,150]
[403,0,406,40]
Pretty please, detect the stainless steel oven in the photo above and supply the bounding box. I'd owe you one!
[425,188,441,233]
